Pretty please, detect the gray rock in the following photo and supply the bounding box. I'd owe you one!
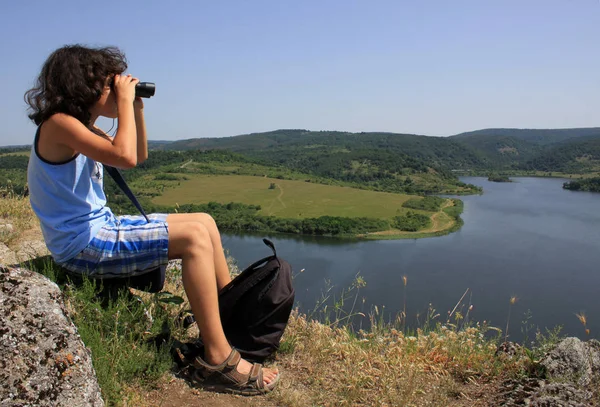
[0,266,104,407]
[541,337,600,386]
[496,341,523,358]
[0,223,14,232]
[530,382,592,407]
[14,239,50,263]
[499,337,600,406]
[0,242,17,265]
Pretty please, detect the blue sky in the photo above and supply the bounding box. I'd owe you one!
[1,0,599,146]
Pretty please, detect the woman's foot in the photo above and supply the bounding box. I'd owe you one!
[235,356,279,386]
[200,347,279,393]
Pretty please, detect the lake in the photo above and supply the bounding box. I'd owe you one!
[222,177,600,341]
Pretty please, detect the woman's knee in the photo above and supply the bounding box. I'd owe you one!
[169,222,213,258]
[197,213,219,233]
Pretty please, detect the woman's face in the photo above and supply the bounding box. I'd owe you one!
[95,76,118,119]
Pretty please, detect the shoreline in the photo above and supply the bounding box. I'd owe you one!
[461,171,600,180]
[216,198,465,241]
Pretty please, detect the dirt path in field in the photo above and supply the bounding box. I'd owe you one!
[422,198,454,233]
[180,159,194,168]
[367,198,455,237]
[266,183,286,215]
[276,184,286,208]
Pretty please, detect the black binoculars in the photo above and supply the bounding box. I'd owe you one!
[108,78,156,98]
[134,82,155,98]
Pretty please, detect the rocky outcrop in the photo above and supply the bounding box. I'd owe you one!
[0,266,104,407]
[0,241,17,265]
[542,337,600,387]
[499,337,600,406]
[0,219,49,265]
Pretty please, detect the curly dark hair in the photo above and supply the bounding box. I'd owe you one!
[25,44,128,126]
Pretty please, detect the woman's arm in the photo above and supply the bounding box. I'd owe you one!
[134,98,148,164]
[46,74,140,169]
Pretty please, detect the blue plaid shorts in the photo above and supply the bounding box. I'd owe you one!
[60,214,170,278]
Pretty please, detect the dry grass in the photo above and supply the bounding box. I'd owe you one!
[273,313,522,407]
[0,193,36,246]
[128,260,526,407]
[141,261,524,407]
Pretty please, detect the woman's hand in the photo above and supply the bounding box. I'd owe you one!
[113,74,139,105]
[134,96,144,111]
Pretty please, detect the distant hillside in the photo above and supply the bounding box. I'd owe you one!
[147,140,174,149]
[156,129,487,170]
[450,135,541,169]
[5,127,600,178]
[452,128,600,145]
[150,127,600,176]
[450,128,600,170]
[522,136,600,173]
[152,129,490,193]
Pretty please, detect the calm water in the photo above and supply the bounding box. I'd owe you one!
[222,177,600,340]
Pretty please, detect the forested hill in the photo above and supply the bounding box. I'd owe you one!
[150,130,487,194]
[452,128,600,145]
[155,129,488,170]
[4,127,600,191]
[152,127,600,174]
[522,136,600,173]
[449,128,600,171]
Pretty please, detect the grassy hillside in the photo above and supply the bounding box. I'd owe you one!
[0,150,30,194]
[151,130,486,194]
[152,174,415,218]
[147,173,462,239]
[0,149,464,239]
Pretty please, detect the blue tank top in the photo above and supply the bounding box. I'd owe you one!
[27,125,114,263]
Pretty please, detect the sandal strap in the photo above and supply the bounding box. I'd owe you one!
[249,363,264,390]
[194,348,240,376]
[193,348,251,385]
[192,351,277,394]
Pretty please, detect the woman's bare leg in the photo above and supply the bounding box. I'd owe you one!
[167,221,278,384]
[167,213,231,290]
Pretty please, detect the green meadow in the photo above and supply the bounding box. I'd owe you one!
[152,174,419,219]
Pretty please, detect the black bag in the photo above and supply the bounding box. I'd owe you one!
[217,238,295,362]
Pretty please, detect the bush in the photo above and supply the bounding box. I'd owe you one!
[154,173,180,181]
[393,211,431,231]
[173,202,389,236]
[402,196,445,211]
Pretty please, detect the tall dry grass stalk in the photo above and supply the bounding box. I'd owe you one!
[504,296,518,343]
[402,274,408,331]
[576,312,590,336]
[447,288,470,324]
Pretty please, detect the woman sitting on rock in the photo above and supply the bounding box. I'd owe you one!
[24,44,279,395]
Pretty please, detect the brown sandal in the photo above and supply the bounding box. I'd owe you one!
[192,348,279,396]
